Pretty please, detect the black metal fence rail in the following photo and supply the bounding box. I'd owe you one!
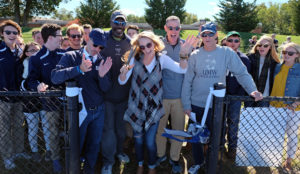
[0,90,68,174]
[213,94,300,174]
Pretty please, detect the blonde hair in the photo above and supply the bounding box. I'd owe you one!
[250,35,280,63]
[282,42,300,63]
[66,24,84,36]
[122,30,165,62]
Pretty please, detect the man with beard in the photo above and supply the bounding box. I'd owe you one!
[100,10,131,174]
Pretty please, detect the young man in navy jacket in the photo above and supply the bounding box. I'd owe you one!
[0,20,29,170]
[51,28,112,174]
[27,23,65,173]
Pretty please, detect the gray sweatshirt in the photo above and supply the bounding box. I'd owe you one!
[181,46,257,110]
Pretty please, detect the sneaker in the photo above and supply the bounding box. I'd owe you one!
[4,158,16,170]
[156,155,167,166]
[101,164,112,174]
[14,152,31,160]
[53,159,62,173]
[117,153,130,163]
[32,152,42,162]
[188,164,201,174]
[169,160,182,173]
[45,150,52,161]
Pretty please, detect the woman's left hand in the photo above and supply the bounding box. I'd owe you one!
[179,35,199,58]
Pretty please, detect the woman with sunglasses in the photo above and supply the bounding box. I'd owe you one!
[20,42,43,162]
[119,30,196,174]
[247,35,280,106]
[270,42,300,171]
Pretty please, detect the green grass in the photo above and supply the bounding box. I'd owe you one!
[22,27,300,53]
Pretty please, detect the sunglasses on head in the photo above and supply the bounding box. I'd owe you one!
[93,44,104,49]
[282,51,297,56]
[168,26,181,31]
[139,42,152,50]
[257,44,269,48]
[201,32,215,37]
[4,30,18,35]
[227,39,240,43]
[70,34,82,39]
[113,20,126,26]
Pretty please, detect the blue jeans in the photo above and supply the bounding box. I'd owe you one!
[101,101,127,165]
[133,122,159,168]
[191,105,212,165]
[80,104,105,174]
[226,100,241,149]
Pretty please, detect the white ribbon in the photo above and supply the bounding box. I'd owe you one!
[66,87,88,126]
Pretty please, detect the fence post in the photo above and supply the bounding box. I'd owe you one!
[207,83,226,174]
[66,81,80,174]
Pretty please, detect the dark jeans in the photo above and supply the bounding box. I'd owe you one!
[226,100,241,149]
[101,101,127,165]
[79,104,105,174]
[191,105,212,165]
[134,122,159,168]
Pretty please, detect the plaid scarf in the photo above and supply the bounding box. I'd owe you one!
[124,53,164,132]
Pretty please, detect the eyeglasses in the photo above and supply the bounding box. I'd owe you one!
[70,34,82,39]
[113,20,126,26]
[167,26,181,31]
[93,44,104,50]
[227,39,240,43]
[282,51,297,56]
[257,44,270,48]
[27,49,39,53]
[4,30,18,35]
[139,42,152,50]
[201,32,215,37]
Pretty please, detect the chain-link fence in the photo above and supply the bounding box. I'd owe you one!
[219,95,300,174]
[0,90,67,174]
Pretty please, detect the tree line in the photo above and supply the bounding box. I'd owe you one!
[0,0,299,35]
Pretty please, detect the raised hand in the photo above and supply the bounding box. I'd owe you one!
[180,35,199,58]
[80,54,92,73]
[119,64,134,81]
[98,57,112,77]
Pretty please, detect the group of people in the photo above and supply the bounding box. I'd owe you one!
[0,9,299,174]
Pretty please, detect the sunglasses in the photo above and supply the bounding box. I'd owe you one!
[113,20,126,26]
[93,44,104,49]
[27,49,39,53]
[4,30,18,35]
[257,44,269,48]
[167,26,181,31]
[282,51,298,56]
[70,34,82,39]
[227,39,240,43]
[139,42,152,50]
[201,32,215,37]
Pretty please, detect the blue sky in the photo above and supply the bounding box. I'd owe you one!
[60,0,288,20]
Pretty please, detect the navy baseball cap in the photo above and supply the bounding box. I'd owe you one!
[111,10,127,22]
[89,28,106,47]
[201,22,217,34]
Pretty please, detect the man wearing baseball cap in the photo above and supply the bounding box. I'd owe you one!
[52,28,112,174]
[181,23,263,174]
[100,10,131,174]
[224,31,251,160]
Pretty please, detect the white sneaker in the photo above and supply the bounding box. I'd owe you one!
[188,164,201,174]
[4,158,16,170]
[117,153,130,163]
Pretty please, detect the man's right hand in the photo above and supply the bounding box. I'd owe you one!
[184,110,191,117]
[37,82,48,92]
[80,54,92,73]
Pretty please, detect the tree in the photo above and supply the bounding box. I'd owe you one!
[52,8,74,21]
[290,0,300,34]
[145,0,186,29]
[0,0,66,26]
[127,14,146,23]
[77,0,119,28]
[214,0,258,32]
[183,12,198,24]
